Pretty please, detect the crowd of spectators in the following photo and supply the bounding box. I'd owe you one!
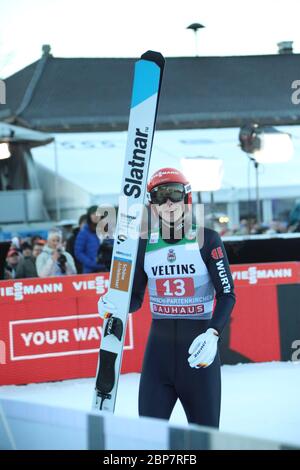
[215,219,292,237]
[214,216,300,237]
[2,201,300,280]
[2,206,114,280]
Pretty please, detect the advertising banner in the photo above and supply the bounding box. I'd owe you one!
[1,262,299,385]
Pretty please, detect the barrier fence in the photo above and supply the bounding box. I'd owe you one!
[1,398,299,450]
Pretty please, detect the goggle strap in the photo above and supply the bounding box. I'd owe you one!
[185,183,192,193]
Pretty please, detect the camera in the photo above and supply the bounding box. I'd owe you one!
[56,248,67,274]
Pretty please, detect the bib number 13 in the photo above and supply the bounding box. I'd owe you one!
[156,277,194,297]
[163,279,185,296]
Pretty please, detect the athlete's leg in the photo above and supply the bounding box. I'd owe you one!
[138,320,178,420]
[139,371,178,420]
[177,352,221,427]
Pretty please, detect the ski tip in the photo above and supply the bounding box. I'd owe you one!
[141,51,165,70]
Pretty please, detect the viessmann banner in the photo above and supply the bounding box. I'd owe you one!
[230,262,300,285]
[1,263,300,385]
[0,273,152,385]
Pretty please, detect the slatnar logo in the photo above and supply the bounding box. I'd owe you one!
[123,128,149,198]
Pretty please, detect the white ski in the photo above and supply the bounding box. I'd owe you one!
[92,51,165,413]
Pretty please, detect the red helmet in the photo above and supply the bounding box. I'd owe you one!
[147,167,192,205]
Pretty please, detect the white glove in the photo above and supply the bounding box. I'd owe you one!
[97,292,117,319]
[188,328,219,369]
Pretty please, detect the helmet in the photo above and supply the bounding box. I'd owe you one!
[147,167,192,205]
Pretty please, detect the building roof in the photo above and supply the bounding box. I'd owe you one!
[1,48,300,132]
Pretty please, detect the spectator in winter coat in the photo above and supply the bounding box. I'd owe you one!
[4,248,20,279]
[15,242,43,279]
[74,206,105,273]
[36,229,77,278]
[66,214,87,274]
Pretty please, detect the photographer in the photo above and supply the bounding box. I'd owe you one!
[36,229,77,278]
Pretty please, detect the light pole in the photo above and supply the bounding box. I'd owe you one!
[186,23,205,56]
[239,124,294,228]
[54,139,61,222]
[248,154,261,225]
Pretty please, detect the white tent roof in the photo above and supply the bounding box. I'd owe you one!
[32,126,300,202]
[0,122,53,147]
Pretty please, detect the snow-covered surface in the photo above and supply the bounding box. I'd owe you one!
[1,361,300,446]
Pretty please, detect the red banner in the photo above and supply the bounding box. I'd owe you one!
[0,273,151,385]
[231,262,300,286]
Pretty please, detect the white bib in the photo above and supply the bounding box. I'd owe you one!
[144,228,215,320]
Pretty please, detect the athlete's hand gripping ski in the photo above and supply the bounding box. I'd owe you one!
[188,328,219,368]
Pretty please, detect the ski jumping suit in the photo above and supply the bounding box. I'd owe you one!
[129,225,236,428]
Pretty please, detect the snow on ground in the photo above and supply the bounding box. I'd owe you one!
[1,361,300,446]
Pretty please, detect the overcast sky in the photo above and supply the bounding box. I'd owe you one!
[0,0,299,77]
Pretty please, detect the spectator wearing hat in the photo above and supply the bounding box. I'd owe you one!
[74,206,105,274]
[15,242,43,279]
[11,236,21,251]
[4,248,20,279]
[36,229,77,278]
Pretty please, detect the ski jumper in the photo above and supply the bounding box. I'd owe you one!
[129,225,236,427]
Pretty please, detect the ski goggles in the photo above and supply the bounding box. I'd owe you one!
[148,183,187,205]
